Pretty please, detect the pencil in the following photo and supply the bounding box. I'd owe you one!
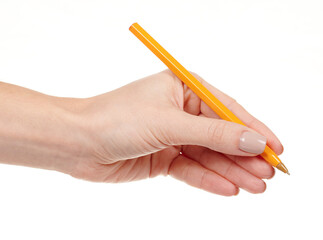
[129,22,289,175]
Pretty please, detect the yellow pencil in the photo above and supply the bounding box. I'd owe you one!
[129,22,289,175]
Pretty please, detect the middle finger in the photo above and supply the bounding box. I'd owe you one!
[182,145,267,194]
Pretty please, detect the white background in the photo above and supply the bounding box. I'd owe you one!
[0,0,322,239]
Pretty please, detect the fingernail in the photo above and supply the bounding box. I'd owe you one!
[239,131,267,154]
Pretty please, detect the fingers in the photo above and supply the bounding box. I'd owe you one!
[190,72,284,155]
[182,145,267,194]
[225,154,275,179]
[168,154,239,196]
[162,110,267,156]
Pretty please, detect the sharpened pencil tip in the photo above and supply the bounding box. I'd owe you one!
[276,162,290,175]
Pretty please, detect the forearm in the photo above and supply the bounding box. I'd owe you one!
[0,82,90,174]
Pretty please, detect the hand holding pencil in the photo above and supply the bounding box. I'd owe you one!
[0,23,286,196]
[76,68,283,195]
[68,22,285,196]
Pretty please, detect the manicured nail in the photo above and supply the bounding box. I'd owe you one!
[239,131,267,154]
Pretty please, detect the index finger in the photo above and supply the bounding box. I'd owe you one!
[191,72,284,155]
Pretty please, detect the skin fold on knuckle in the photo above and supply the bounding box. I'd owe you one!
[198,170,209,190]
[207,120,228,151]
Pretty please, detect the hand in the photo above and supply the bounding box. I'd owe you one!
[71,69,283,196]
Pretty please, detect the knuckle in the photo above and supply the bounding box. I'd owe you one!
[226,98,237,111]
[223,161,235,178]
[247,116,257,127]
[182,159,193,180]
[207,120,228,149]
[199,170,208,189]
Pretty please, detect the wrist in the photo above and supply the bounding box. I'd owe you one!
[48,96,95,175]
[0,93,92,175]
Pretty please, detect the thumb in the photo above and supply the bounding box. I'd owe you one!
[163,111,267,156]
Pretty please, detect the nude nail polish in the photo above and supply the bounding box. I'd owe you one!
[239,131,267,154]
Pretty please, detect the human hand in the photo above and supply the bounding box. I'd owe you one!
[70,69,283,196]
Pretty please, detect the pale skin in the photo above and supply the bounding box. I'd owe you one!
[0,69,283,196]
